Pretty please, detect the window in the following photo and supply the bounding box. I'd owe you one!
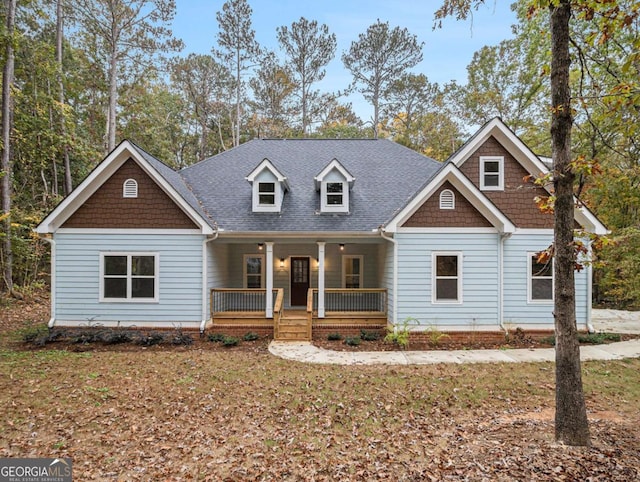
[529,253,553,302]
[480,156,504,191]
[123,179,138,198]
[244,254,264,288]
[258,182,275,205]
[439,189,455,209]
[342,255,363,289]
[432,252,462,303]
[326,182,344,206]
[100,253,158,302]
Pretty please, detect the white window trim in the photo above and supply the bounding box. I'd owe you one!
[439,189,455,210]
[321,180,349,213]
[99,252,159,303]
[243,254,265,289]
[528,252,554,304]
[342,255,364,289]
[252,181,281,213]
[123,178,138,198]
[479,156,504,191]
[431,251,463,305]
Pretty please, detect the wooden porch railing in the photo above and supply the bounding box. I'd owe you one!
[308,288,387,316]
[211,288,281,318]
[273,289,284,338]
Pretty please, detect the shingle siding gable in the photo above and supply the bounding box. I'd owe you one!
[458,136,554,229]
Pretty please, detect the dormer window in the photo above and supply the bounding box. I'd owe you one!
[246,158,289,213]
[123,178,138,198]
[258,182,276,206]
[480,156,504,191]
[315,159,355,214]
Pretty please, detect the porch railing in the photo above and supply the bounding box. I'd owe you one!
[211,288,280,316]
[308,288,387,315]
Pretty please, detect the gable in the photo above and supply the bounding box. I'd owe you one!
[458,136,554,229]
[402,181,493,228]
[62,159,198,229]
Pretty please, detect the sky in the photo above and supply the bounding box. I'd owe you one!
[171,0,519,121]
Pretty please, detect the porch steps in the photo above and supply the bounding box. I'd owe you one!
[276,314,311,341]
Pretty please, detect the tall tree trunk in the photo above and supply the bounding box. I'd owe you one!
[57,0,73,195]
[550,0,590,447]
[1,0,17,294]
[235,49,240,147]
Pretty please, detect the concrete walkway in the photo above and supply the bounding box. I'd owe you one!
[268,309,640,366]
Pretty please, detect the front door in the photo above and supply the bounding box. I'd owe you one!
[290,257,310,306]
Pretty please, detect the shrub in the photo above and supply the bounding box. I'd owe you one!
[327,332,343,341]
[171,328,193,346]
[208,333,226,343]
[578,333,621,344]
[425,324,449,347]
[384,317,418,349]
[21,324,48,344]
[360,329,380,341]
[222,336,240,347]
[344,336,361,346]
[243,332,260,341]
[135,333,165,346]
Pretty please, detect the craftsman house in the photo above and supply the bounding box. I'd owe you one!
[36,118,607,340]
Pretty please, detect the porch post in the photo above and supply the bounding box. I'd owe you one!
[265,242,274,318]
[317,241,325,318]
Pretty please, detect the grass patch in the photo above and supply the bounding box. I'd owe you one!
[539,332,622,346]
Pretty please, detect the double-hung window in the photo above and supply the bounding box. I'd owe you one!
[326,182,344,206]
[480,156,504,191]
[258,182,275,206]
[432,252,462,303]
[244,254,265,288]
[101,253,158,302]
[342,255,363,289]
[529,253,553,302]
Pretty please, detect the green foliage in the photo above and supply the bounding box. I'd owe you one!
[425,324,450,347]
[327,332,342,341]
[596,227,640,308]
[360,329,381,341]
[538,332,621,346]
[221,336,240,347]
[208,333,226,343]
[242,332,259,341]
[384,317,418,349]
[343,336,361,347]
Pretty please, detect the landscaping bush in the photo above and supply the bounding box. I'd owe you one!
[360,329,380,341]
[208,333,226,343]
[344,336,361,346]
[222,336,240,347]
[243,332,260,341]
[327,332,343,341]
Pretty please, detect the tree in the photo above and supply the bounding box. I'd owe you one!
[277,17,336,136]
[433,0,593,446]
[56,0,72,195]
[249,51,296,138]
[216,0,260,147]
[342,20,423,138]
[1,0,16,295]
[72,0,182,152]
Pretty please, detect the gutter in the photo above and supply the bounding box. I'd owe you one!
[39,235,56,329]
[498,232,512,333]
[200,224,219,335]
[378,227,397,326]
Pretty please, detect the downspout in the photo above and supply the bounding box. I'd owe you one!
[379,227,397,326]
[498,232,512,333]
[39,235,56,329]
[200,224,219,335]
[586,240,595,333]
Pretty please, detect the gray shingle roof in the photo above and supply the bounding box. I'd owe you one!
[179,139,442,233]
[129,142,215,226]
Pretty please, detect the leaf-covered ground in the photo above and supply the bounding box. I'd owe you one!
[1,294,639,480]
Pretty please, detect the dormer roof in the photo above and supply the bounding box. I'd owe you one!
[313,158,355,190]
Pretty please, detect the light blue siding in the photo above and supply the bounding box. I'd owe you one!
[55,232,204,324]
[503,232,589,327]
[396,233,500,328]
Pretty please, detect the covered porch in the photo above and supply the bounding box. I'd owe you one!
[207,237,391,340]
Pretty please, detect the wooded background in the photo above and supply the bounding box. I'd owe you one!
[0,0,638,307]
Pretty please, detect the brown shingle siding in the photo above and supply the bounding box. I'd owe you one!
[402,181,493,228]
[63,159,198,229]
[459,136,553,229]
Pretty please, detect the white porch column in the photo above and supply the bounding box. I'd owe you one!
[265,242,274,318]
[317,241,326,318]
